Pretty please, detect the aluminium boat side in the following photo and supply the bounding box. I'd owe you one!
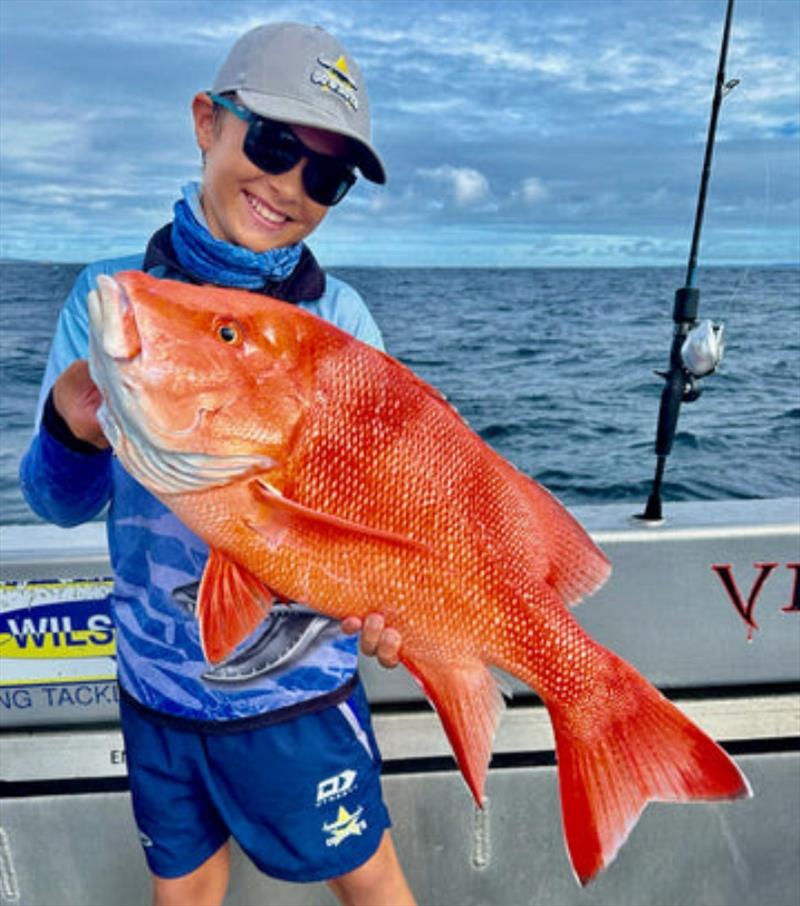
[1,497,798,905]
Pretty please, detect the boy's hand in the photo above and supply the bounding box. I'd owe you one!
[341,614,402,669]
[52,360,110,450]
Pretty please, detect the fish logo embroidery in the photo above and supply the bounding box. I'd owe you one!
[323,805,367,847]
[310,55,359,111]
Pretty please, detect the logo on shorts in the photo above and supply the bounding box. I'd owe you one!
[316,768,357,805]
[138,830,154,849]
[323,805,367,847]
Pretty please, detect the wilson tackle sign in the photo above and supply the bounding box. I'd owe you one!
[0,577,118,725]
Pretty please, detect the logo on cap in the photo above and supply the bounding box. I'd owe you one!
[311,55,359,111]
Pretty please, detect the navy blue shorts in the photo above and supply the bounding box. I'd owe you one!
[119,680,391,882]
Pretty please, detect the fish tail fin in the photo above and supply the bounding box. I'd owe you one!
[404,655,507,806]
[548,652,751,885]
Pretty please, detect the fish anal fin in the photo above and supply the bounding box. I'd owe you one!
[197,549,276,664]
[403,654,507,806]
[550,652,751,885]
[249,478,429,553]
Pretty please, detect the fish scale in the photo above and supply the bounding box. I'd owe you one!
[88,271,751,885]
[293,366,550,664]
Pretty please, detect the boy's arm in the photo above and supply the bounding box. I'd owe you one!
[19,270,113,527]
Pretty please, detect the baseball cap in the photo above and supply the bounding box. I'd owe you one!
[212,22,386,184]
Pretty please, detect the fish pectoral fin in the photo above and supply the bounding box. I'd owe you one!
[248,479,430,553]
[403,653,508,807]
[197,548,277,664]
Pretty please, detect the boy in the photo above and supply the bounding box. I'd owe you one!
[20,22,415,906]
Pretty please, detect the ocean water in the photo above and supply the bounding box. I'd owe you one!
[1,261,798,526]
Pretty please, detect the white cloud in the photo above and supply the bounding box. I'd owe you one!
[0,0,796,265]
[519,177,549,204]
[417,165,490,206]
[390,98,469,117]
[0,116,88,164]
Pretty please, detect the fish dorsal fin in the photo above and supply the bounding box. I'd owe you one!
[197,549,276,663]
[248,479,430,553]
[487,448,611,606]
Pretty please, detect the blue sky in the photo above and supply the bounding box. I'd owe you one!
[1,0,798,267]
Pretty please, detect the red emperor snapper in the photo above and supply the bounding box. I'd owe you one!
[87,271,750,884]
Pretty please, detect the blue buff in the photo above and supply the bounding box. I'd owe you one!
[170,186,302,289]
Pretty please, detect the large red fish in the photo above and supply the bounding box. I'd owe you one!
[87,271,749,884]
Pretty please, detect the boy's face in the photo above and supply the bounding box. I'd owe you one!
[192,92,351,253]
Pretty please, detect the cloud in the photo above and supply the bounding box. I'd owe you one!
[0,0,797,265]
[417,165,491,206]
[519,177,549,204]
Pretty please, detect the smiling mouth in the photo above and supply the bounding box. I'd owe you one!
[244,191,291,227]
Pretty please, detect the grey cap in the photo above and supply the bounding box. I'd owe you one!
[212,22,386,184]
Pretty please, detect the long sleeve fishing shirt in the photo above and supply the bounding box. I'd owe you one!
[19,228,384,729]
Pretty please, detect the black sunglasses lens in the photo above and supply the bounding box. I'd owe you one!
[303,162,356,207]
[243,119,301,175]
[243,116,356,207]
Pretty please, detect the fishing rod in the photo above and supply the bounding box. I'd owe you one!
[638,0,739,523]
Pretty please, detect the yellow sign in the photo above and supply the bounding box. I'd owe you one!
[0,578,116,685]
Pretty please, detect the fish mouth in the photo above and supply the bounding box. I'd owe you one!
[88,274,276,496]
[87,275,139,454]
[88,274,142,361]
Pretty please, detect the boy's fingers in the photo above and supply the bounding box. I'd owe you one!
[340,616,362,636]
[340,613,402,669]
[359,612,385,656]
[375,628,401,669]
[52,360,110,449]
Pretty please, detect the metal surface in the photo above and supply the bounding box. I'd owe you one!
[2,499,799,727]
[363,496,800,700]
[1,693,798,784]
[0,499,798,903]
[1,753,797,906]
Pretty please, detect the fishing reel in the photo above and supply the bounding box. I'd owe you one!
[655,318,725,405]
[681,319,725,378]
[676,319,726,402]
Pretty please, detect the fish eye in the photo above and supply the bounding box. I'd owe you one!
[215,319,244,346]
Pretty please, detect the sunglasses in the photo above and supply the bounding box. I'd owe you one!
[207,92,356,207]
